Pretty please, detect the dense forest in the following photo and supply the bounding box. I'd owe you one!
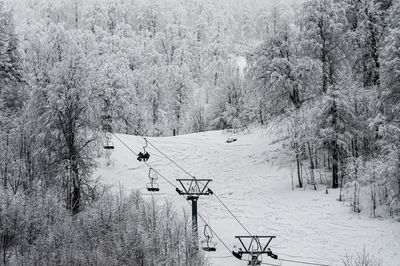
[1,0,399,264]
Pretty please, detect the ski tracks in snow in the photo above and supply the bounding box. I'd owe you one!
[94,130,400,266]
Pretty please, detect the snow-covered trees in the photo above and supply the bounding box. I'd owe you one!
[1,0,263,262]
[248,21,317,115]
[347,0,391,88]
[19,22,100,214]
[0,2,211,261]
[245,0,399,214]
[248,16,319,187]
[0,1,21,82]
[1,4,399,263]
[378,0,400,215]
[0,1,27,192]
[381,0,400,117]
[210,62,246,130]
[0,188,204,265]
[300,0,347,93]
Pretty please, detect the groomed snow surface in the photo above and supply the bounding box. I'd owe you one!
[93,128,400,266]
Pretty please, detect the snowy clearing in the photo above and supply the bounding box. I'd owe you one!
[94,129,400,266]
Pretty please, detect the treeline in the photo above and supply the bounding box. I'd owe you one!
[1,188,203,265]
[3,0,299,136]
[0,0,294,233]
[0,0,266,263]
[1,0,400,263]
[247,0,400,217]
[0,0,274,263]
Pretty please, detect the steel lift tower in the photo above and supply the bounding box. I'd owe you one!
[176,178,213,246]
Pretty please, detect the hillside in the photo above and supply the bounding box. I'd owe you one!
[93,128,400,266]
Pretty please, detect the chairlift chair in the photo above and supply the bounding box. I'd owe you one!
[201,225,217,252]
[103,134,114,150]
[201,240,217,252]
[146,182,159,192]
[137,151,150,162]
[137,138,150,162]
[104,144,114,150]
[226,137,237,143]
[146,168,159,192]
[101,111,114,150]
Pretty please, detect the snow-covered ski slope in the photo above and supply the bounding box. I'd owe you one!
[93,128,400,266]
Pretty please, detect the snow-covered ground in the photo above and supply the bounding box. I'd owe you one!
[93,128,400,266]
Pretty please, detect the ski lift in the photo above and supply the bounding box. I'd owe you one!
[137,138,150,162]
[104,142,114,150]
[101,113,113,133]
[226,137,237,143]
[103,131,114,150]
[146,168,159,192]
[102,116,114,150]
[201,225,217,252]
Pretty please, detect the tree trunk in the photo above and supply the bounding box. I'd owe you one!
[321,30,327,93]
[369,14,380,87]
[64,111,81,215]
[339,174,344,201]
[328,150,331,170]
[362,47,370,87]
[3,133,9,189]
[2,236,6,265]
[307,142,316,190]
[332,141,339,188]
[71,160,80,215]
[259,103,263,125]
[296,153,303,188]
[291,87,301,109]
[331,98,339,189]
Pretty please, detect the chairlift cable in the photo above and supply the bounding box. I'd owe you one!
[112,134,176,188]
[213,193,252,236]
[113,134,237,259]
[144,138,253,236]
[276,258,330,266]
[144,167,231,254]
[113,133,332,266]
[147,140,196,178]
[112,134,234,256]
[144,138,332,266]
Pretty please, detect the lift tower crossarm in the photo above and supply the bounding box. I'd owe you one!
[176,178,213,196]
[235,236,276,255]
[232,235,278,265]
